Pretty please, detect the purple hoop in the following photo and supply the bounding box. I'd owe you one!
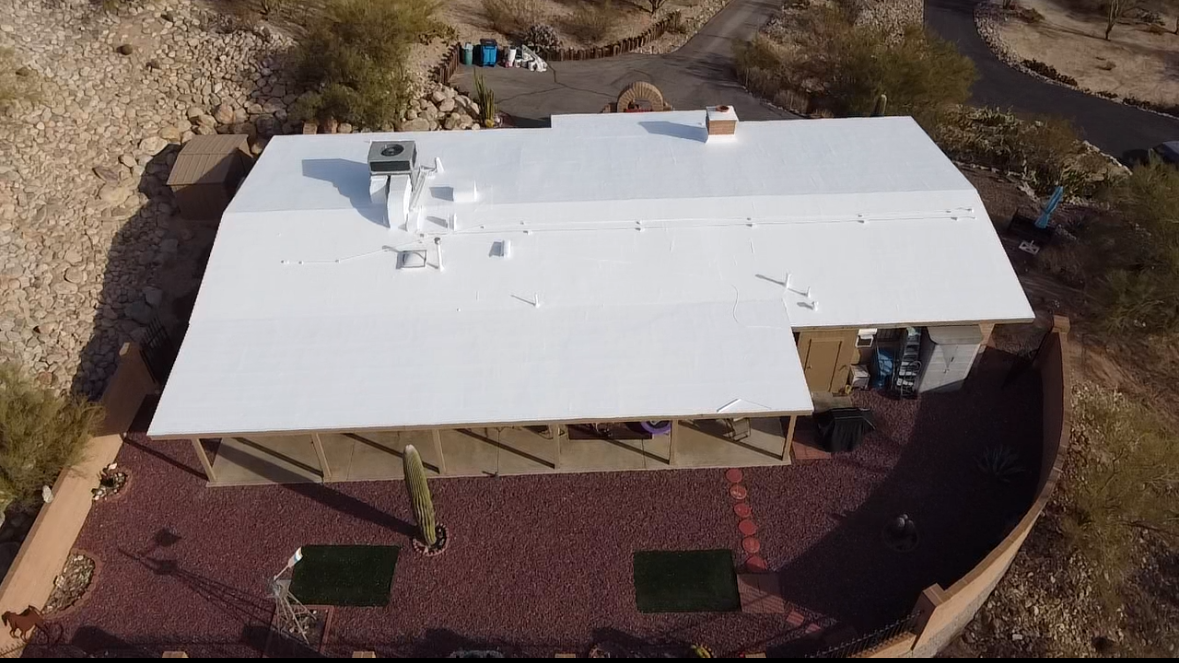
[640,420,672,436]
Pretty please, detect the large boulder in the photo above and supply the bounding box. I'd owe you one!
[213,102,235,125]
[398,117,432,132]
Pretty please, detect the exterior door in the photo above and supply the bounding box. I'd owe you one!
[803,338,843,392]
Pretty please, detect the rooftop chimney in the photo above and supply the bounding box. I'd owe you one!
[705,105,738,139]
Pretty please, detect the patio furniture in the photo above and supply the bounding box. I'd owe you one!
[729,417,751,441]
[814,407,875,454]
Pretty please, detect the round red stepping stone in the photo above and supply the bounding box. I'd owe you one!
[729,484,748,500]
[738,518,759,536]
[724,468,744,484]
[745,555,769,573]
[742,536,761,554]
[733,502,752,519]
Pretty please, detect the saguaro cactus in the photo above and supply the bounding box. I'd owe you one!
[871,94,887,117]
[402,445,437,547]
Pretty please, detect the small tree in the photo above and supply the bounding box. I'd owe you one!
[294,0,438,128]
[1104,0,1140,39]
[648,0,669,13]
[0,365,103,515]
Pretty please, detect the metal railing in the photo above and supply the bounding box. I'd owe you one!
[805,613,917,659]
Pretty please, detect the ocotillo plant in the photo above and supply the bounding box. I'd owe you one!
[402,445,438,547]
[871,94,887,117]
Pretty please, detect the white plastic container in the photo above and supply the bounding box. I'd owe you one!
[507,48,518,68]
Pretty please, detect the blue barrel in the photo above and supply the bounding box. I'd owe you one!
[871,348,894,390]
[480,39,498,67]
[461,43,474,66]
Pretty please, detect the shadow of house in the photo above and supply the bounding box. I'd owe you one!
[760,349,1043,655]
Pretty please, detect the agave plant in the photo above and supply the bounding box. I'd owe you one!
[977,445,1026,484]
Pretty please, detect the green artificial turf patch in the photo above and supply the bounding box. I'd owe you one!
[289,545,400,607]
[633,549,741,613]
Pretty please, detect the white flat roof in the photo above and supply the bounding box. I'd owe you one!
[149,112,1032,437]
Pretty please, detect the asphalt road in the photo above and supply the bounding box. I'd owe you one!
[453,0,1179,160]
[925,0,1179,160]
[450,0,794,124]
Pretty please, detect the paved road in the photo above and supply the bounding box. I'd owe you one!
[451,0,793,125]
[926,0,1179,161]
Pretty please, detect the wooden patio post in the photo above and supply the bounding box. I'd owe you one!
[432,429,447,476]
[783,415,797,462]
[549,424,563,470]
[311,433,332,482]
[669,420,680,466]
[191,439,217,484]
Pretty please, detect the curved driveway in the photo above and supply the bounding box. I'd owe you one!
[926,0,1179,160]
[454,0,1179,159]
[450,0,793,124]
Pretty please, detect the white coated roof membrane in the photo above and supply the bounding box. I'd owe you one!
[148,113,1033,437]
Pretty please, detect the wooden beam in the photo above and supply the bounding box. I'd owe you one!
[549,424,562,470]
[191,439,217,484]
[669,420,680,466]
[783,415,797,462]
[311,433,332,482]
[432,429,447,476]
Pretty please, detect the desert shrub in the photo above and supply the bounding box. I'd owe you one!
[1094,157,1179,334]
[564,0,622,43]
[793,10,975,128]
[734,35,786,98]
[0,49,36,115]
[0,365,103,512]
[483,0,537,36]
[1123,95,1179,117]
[932,107,1104,195]
[294,0,436,128]
[1015,5,1045,21]
[1067,383,1179,610]
[521,24,562,54]
[1023,59,1079,86]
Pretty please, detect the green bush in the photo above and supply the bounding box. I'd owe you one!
[482,0,537,37]
[1067,383,1179,611]
[0,365,103,512]
[1093,158,1179,335]
[795,11,975,128]
[564,1,622,44]
[294,0,437,128]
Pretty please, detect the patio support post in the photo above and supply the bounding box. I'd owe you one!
[432,428,447,475]
[549,424,563,470]
[783,415,796,462]
[311,433,332,482]
[669,420,680,466]
[191,438,217,484]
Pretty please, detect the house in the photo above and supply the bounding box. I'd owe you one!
[147,107,1033,485]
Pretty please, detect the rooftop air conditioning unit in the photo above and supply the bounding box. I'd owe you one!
[368,141,417,175]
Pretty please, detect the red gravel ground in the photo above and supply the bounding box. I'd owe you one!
[25,351,1041,658]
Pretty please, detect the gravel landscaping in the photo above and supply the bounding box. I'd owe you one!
[21,343,1043,658]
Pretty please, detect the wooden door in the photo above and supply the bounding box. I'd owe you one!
[803,338,844,392]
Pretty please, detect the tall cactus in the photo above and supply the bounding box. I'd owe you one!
[871,93,888,117]
[402,445,438,547]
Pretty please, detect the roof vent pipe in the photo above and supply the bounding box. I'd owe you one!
[705,105,738,140]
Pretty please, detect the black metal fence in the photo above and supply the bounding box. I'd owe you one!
[140,317,179,386]
[805,613,917,658]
